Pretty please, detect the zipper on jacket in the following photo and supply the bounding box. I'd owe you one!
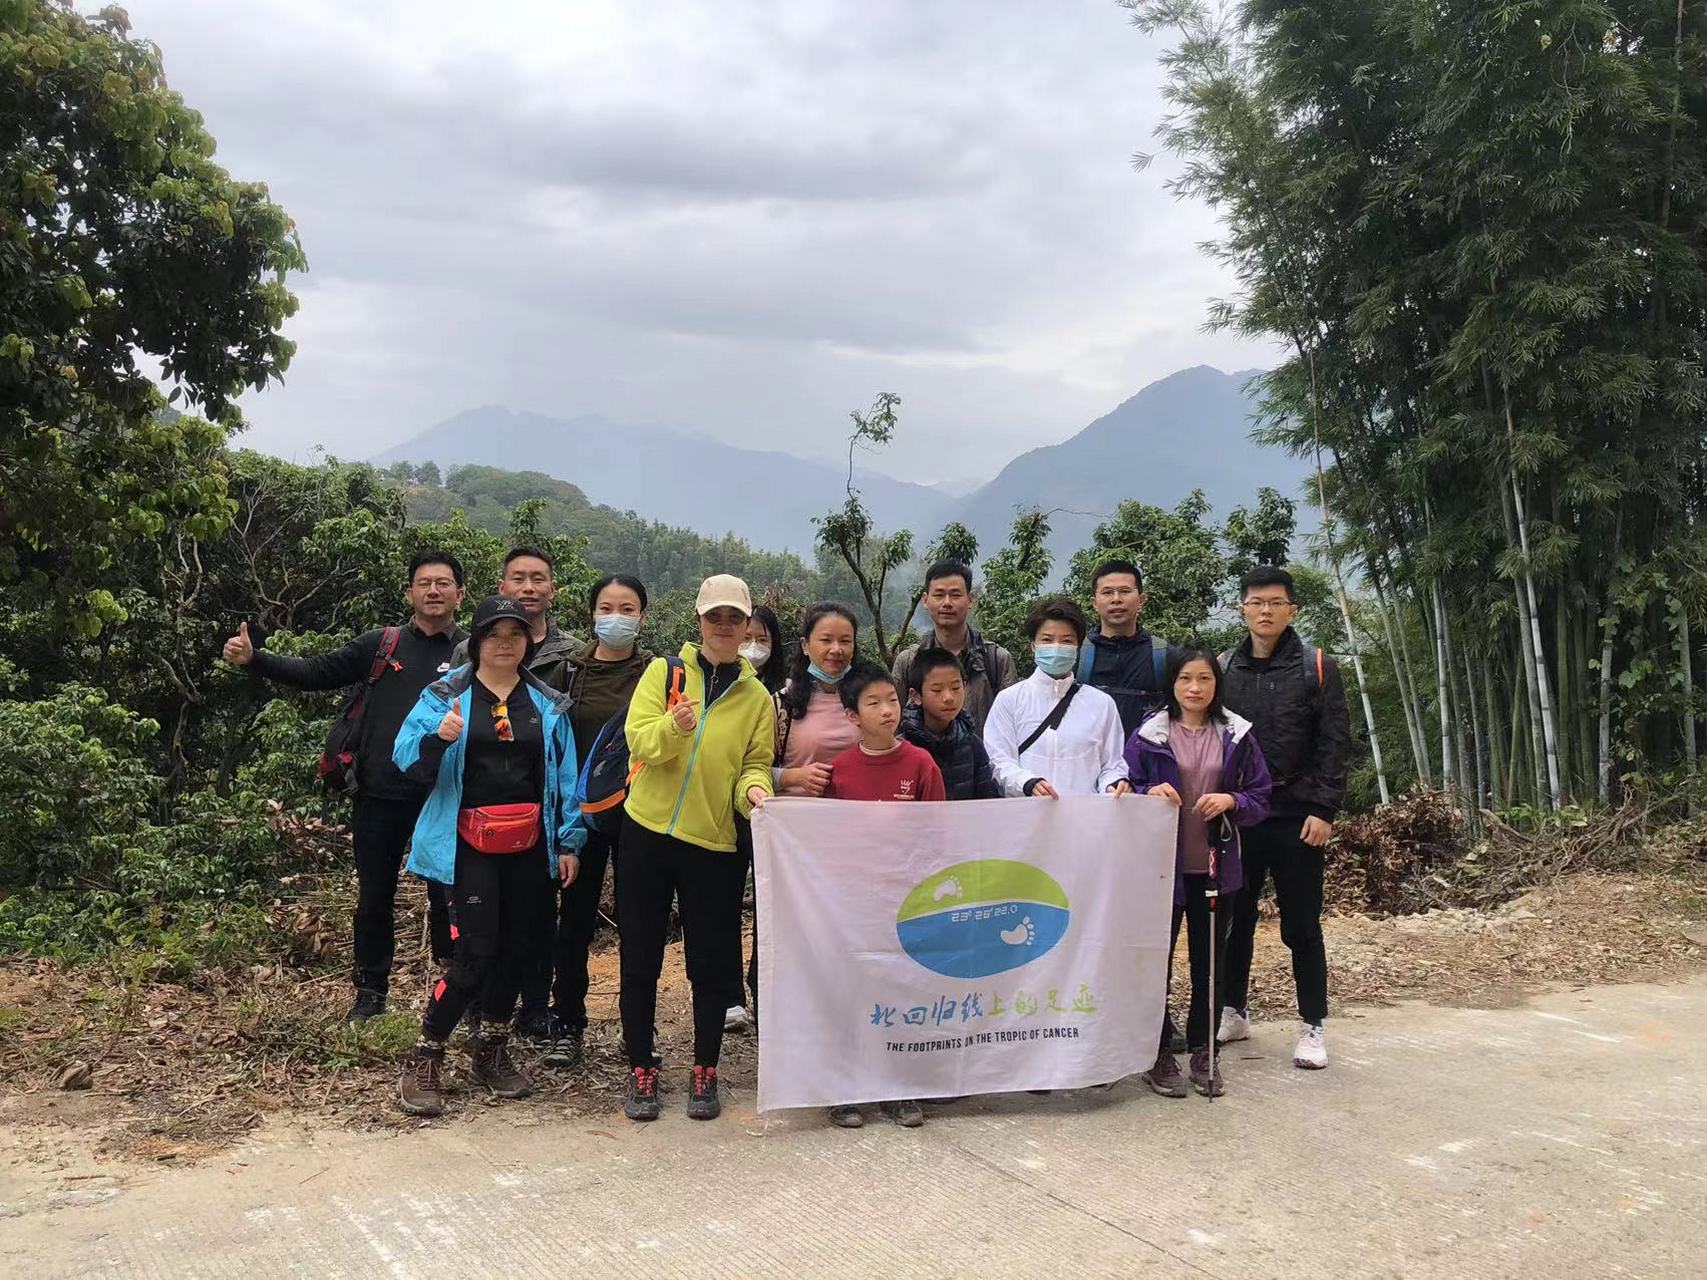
[665,662,734,837]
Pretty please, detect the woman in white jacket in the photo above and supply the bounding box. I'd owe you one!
[985,596,1132,798]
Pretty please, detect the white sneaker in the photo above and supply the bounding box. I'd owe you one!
[1293,1022,1327,1070]
[724,1005,751,1033]
[1216,1007,1250,1045]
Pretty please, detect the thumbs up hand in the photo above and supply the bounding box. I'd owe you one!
[438,705,466,742]
[222,621,255,666]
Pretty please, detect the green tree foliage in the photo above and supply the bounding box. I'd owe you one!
[1132,0,1707,808]
[0,1,304,635]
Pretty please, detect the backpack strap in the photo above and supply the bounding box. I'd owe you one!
[1017,682,1083,756]
[662,654,687,708]
[1302,644,1323,690]
[1152,644,1167,687]
[1075,637,1097,684]
[1217,648,1233,672]
[983,641,1002,684]
[367,626,401,685]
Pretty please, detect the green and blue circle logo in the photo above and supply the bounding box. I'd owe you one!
[895,859,1070,979]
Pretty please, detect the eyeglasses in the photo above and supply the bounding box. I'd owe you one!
[492,700,514,742]
[1241,598,1295,613]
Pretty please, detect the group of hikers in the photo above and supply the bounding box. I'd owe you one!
[220,546,1349,1124]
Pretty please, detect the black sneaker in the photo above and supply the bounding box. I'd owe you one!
[512,1008,556,1043]
[625,1066,660,1122]
[542,1025,584,1070]
[686,1065,721,1120]
[346,988,387,1023]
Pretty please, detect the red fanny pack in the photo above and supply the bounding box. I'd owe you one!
[456,803,542,854]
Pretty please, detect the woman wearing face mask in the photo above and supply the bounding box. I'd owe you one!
[527,573,653,1068]
[740,606,788,695]
[984,596,1131,799]
[726,603,789,1034]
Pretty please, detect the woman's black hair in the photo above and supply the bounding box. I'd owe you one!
[1163,647,1227,725]
[1023,594,1088,644]
[748,604,788,693]
[782,601,860,721]
[588,572,649,615]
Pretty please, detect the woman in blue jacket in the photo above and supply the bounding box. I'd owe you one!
[391,595,586,1117]
[1125,648,1271,1099]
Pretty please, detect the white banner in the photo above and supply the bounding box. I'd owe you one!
[752,794,1178,1112]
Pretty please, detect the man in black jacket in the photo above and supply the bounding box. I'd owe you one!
[448,546,581,686]
[1216,566,1350,1071]
[222,551,468,1022]
[1078,558,1176,741]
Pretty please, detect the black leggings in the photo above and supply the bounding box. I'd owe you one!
[422,842,554,1041]
[1160,874,1232,1054]
[618,822,747,1068]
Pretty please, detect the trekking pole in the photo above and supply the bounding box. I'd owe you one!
[1205,816,1229,1104]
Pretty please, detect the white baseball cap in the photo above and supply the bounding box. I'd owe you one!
[695,574,752,617]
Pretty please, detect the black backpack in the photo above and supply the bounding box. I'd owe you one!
[579,655,686,834]
[316,626,401,795]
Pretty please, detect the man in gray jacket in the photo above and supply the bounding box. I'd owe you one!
[449,546,581,684]
[891,560,1016,734]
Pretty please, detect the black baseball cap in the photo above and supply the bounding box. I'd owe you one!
[468,595,535,665]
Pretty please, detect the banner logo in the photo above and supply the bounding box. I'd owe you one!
[895,859,1070,980]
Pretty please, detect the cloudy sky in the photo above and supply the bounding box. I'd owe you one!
[130,0,1276,483]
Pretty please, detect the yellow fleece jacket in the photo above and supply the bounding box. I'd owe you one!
[623,644,776,852]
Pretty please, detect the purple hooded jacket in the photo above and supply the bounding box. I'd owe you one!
[1124,708,1273,905]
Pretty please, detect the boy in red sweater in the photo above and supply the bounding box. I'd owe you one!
[821,665,942,1131]
[824,665,946,803]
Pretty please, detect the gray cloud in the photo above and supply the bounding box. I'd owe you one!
[129,0,1273,482]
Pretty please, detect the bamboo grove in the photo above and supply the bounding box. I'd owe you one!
[1131,0,1707,811]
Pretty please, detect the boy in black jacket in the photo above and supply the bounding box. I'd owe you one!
[900,648,1001,801]
[1215,567,1350,1071]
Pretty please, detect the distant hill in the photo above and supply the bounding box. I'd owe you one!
[371,408,953,556]
[955,366,1307,570]
[371,367,1309,572]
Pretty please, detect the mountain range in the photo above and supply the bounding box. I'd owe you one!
[370,366,1309,569]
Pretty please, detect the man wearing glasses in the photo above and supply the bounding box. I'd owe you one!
[221,551,468,1022]
[1215,566,1349,1071]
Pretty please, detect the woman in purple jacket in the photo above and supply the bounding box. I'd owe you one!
[1126,647,1271,1098]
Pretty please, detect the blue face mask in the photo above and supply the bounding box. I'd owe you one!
[1033,643,1078,678]
[594,615,642,648]
[807,660,847,685]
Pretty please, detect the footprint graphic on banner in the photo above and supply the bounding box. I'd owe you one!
[999,917,1035,947]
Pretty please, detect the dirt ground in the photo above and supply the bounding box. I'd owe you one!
[3,867,1706,1174]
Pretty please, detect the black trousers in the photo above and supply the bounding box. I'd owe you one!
[1224,817,1330,1025]
[350,794,452,993]
[618,822,747,1068]
[1160,874,1232,1053]
[422,843,555,1040]
[736,816,758,1011]
[515,828,620,1029]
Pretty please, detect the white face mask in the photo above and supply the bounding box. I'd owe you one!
[738,641,771,666]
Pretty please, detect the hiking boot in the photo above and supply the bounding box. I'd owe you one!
[724,1004,751,1033]
[1216,1006,1250,1045]
[469,1027,532,1099]
[624,1066,661,1121]
[512,1007,556,1044]
[346,988,387,1023]
[1294,1022,1328,1070]
[541,1024,584,1070]
[881,1099,925,1128]
[686,1065,722,1120]
[1189,1049,1225,1097]
[398,1042,445,1116]
[1141,1051,1189,1099]
[826,1105,864,1128]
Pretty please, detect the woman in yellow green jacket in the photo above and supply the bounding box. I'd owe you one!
[619,574,774,1123]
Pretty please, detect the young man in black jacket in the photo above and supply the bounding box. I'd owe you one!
[1216,566,1350,1070]
[1078,558,1176,741]
[222,551,468,1022]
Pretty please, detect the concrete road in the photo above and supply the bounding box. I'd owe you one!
[5,977,1704,1279]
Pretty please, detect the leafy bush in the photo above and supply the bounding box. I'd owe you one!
[0,686,159,887]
